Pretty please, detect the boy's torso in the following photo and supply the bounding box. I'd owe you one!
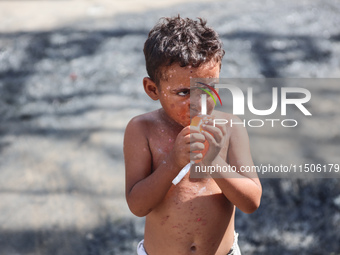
[142,109,236,255]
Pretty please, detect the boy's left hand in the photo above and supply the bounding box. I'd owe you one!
[200,121,228,165]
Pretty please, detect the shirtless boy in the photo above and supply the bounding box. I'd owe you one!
[124,16,262,255]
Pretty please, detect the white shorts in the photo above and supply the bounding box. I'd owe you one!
[136,239,147,255]
[137,232,241,255]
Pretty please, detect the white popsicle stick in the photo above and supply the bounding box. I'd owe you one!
[172,162,192,185]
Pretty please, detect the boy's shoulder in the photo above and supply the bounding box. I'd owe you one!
[126,109,161,131]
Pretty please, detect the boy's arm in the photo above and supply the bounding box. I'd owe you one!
[202,115,262,214]
[124,116,198,217]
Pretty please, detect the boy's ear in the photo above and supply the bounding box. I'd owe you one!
[143,77,159,100]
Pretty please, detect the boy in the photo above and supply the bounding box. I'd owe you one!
[124,16,262,255]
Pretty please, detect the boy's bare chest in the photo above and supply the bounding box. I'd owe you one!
[147,125,229,172]
[148,127,177,170]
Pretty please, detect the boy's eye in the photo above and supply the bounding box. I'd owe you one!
[177,90,190,96]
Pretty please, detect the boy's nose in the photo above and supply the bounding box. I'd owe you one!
[189,92,203,113]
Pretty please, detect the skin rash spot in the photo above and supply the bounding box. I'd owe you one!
[160,215,170,225]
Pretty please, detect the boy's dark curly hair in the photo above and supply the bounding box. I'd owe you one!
[143,15,225,86]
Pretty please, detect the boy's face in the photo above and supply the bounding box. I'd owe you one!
[158,60,220,127]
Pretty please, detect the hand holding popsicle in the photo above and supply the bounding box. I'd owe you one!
[199,117,228,166]
[169,125,192,170]
[172,115,211,185]
[190,115,211,163]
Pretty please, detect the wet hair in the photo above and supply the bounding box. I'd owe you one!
[143,15,225,86]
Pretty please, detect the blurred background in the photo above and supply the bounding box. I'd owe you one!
[0,0,339,254]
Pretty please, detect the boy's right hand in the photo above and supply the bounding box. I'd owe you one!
[170,126,206,170]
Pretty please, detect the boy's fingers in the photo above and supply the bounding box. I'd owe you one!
[206,119,227,137]
[180,126,200,140]
[184,134,191,144]
[202,125,223,143]
[190,133,205,143]
[202,130,216,145]
[190,126,200,133]
[190,142,205,151]
[214,123,227,137]
[190,152,203,161]
[180,126,191,135]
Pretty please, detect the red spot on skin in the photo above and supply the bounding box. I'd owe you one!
[197,218,201,222]
[160,215,169,225]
